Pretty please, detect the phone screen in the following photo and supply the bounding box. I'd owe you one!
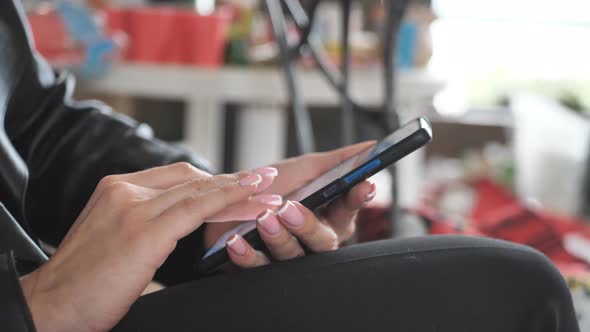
[202,120,422,259]
[286,120,419,202]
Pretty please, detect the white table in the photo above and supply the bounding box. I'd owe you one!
[78,63,444,206]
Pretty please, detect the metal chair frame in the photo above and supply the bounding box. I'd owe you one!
[264,0,411,230]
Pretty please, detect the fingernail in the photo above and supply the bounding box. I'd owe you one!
[253,167,278,177]
[365,183,377,203]
[277,201,304,227]
[239,174,262,187]
[257,210,281,235]
[253,195,283,206]
[227,234,247,256]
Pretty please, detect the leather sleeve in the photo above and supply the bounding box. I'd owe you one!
[0,252,36,332]
[2,0,212,285]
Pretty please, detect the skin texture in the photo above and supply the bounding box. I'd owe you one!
[206,141,378,268]
[19,163,279,332]
[19,142,376,331]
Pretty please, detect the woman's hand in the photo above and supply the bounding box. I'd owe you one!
[19,163,277,332]
[205,141,377,268]
[226,184,375,267]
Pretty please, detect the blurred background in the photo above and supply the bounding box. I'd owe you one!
[22,0,590,327]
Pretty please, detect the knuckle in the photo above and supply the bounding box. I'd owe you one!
[234,171,252,178]
[298,222,318,238]
[107,181,134,198]
[97,175,119,190]
[101,182,136,210]
[324,229,339,250]
[173,162,199,176]
[187,178,204,192]
[216,173,240,184]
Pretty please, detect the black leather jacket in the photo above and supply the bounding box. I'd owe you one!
[1,1,212,330]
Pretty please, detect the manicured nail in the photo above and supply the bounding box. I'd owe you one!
[253,195,283,206]
[253,167,278,177]
[257,210,281,235]
[365,183,377,202]
[226,234,247,256]
[239,174,262,187]
[277,201,304,227]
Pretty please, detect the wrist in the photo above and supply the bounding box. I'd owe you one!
[19,270,65,332]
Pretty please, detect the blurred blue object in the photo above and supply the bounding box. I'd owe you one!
[397,21,417,69]
[55,1,117,76]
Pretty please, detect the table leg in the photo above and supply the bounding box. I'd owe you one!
[184,97,225,171]
[236,105,286,170]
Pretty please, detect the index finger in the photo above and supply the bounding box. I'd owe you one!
[73,162,210,229]
[152,173,264,240]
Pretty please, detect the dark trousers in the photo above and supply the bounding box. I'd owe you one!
[113,236,579,332]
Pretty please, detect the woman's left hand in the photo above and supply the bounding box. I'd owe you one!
[205,141,377,268]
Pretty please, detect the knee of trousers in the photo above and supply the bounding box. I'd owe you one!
[365,235,578,332]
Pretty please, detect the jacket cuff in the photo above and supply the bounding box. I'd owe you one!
[0,252,36,332]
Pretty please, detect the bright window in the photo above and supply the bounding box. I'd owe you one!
[429,0,590,111]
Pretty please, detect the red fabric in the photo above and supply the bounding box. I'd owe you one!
[469,178,517,222]
[417,178,590,275]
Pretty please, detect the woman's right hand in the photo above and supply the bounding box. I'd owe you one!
[19,163,277,332]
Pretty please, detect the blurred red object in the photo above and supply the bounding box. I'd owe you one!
[103,7,127,36]
[27,11,84,64]
[126,7,177,63]
[27,12,67,52]
[178,10,229,67]
[417,178,590,275]
[101,8,129,60]
[356,206,391,243]
[102,7,228,66]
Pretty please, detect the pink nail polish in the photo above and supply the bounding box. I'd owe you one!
[257,210,281,235]
[253,195,283,206]
[277,201,304,227]
[239,174,262,187]
[227,234,247,256]
[365,183,377,202]
[253,167,278,177]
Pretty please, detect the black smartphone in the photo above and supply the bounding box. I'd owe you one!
[198,117,433,273]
